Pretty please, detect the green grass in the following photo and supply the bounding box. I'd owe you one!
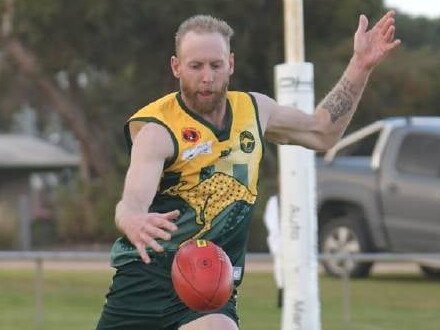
[320,274,440,330]
[0,268,439,330]
[0,268,113,330]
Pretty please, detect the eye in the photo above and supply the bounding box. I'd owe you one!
[211,62,223,70]
[189,63,202,70]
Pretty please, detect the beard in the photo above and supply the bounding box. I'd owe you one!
[180,79,229,115]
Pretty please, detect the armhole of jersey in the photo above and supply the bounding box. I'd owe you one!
[247,92,265,158]
[124,117,179,169]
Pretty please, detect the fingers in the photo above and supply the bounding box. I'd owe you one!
[144,219,175,241]
[135,242,151,264]
[135,210,180,263]
[376,10,395,30]
[143,235,165,253]
[379,12,401,51]
[383,23,401,46]
[163,209,180,221]
[364,10,401,46]
[360,10,395,37]
[380,17,395,38]
[391,38,401,48]
[357,11,395,40]
[384,24,395,42]
[154,210,179,232]
[136,229,166,264]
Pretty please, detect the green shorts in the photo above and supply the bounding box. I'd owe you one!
[95,256,239,330]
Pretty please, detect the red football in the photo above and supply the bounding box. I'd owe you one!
[171,239,233,312]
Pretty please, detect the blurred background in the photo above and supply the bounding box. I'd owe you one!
[1,1,440,330]
[0,0,439,252]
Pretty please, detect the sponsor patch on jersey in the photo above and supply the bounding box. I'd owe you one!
[233,266,242,281]
[181,127,201,143]
[239,131,255,153]
[182,141,212,160]
[196,239,208,247]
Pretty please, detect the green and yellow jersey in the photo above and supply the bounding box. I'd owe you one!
[111,91,264,284]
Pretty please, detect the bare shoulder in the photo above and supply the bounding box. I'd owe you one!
[249,92,279,133]
[250,91,278,110]
[131,122,175,161]
[250,92,325,148]
[250,92,307,131]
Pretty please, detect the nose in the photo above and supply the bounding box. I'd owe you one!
[201,67,214,84]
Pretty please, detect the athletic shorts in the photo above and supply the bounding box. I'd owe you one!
[95,254,239,330]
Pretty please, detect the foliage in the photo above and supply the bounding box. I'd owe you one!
[394,13,440,50]
[0,202,17,248]
[304,0,384,50]
[55,172,122,243]
[1,0,440,244]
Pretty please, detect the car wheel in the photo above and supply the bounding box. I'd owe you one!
[319,216,373,278]
[420,265,440,279]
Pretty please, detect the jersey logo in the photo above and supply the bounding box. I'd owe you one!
[182,141,212,160]
[196,239,208,248]
[164,173,257,241]
[182,127,201,143]
[220,148,232,158]
[239,131,255,153]
[233,266,242,281]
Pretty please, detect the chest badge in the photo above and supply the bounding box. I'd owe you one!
[220,148,232,158]
[239,131,255,153]
[182,127,201,143]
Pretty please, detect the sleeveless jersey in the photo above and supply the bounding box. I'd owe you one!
[110,91,264,284]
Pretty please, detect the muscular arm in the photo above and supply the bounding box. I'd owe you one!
[258,58,370,150]
[115,122,179,263]
[258,11,400,151]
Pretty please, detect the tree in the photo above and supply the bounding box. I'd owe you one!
[1,0,439,243]
[0,0,286,242]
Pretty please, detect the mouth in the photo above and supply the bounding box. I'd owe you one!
[198,90,213,97]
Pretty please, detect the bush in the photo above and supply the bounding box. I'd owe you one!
[55,172,122,244]
[0,202,18,249]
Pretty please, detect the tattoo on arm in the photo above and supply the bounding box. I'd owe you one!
[323,77,357,123]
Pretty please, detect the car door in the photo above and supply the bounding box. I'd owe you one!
[380,128,440,252]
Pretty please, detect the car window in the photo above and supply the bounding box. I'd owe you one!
[396,133,440,177]
[335,131,380,157]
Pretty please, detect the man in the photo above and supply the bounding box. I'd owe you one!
[96,12,400,330]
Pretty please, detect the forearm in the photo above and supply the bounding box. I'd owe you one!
[114,123,172,233]
[317,55,371,140]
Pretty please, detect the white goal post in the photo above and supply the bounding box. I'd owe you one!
[275,1,321,329]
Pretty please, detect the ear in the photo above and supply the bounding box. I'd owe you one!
[171,55,180,78]
[228,53,235,75]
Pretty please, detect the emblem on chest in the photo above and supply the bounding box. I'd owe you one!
[239,131,255,153]
[181,127,201,143]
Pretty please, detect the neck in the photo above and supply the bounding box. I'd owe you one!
[181,93,228,130]
[202,101,227,129]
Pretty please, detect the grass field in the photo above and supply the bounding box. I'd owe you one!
[0,267,439,330]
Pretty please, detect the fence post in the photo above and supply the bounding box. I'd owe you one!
[34,257,44,330]
[341,255,351,325]
[19,194,32,251]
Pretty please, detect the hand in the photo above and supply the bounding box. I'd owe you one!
[119,210,179,263]
[353,10,401,70]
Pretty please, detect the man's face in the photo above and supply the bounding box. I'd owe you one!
[171,31,234,114]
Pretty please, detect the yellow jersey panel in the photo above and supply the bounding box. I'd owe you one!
[113,91,264,278]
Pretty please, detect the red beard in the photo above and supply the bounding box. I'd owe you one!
[181,81,229,114]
